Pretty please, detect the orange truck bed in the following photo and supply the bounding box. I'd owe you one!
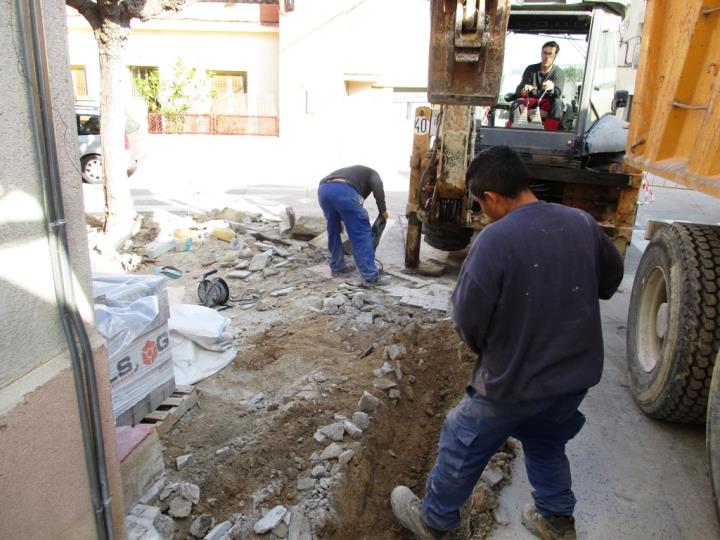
[625,0,720,198]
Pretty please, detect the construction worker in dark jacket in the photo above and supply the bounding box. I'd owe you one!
[318,165,390,286]
[391,146,623,540]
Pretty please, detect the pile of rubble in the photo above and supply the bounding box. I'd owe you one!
[103,205,518,540]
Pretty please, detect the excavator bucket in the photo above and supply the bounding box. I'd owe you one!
[428,0,510,105]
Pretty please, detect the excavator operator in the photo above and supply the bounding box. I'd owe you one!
[508,41,566,130]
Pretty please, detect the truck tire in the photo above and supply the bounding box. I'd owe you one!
[627,223,720,423]
[708,350,720,521]
[423,223,473,252]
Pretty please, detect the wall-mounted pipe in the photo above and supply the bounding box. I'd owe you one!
[16,1,115,539]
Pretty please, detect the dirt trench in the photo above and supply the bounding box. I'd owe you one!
[131,222,514,539]
[160,315,513,539]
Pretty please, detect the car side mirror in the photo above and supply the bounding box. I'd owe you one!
[611,90,629,113]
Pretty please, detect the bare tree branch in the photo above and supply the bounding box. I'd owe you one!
[124,0,201,21]
[66,0,101,28]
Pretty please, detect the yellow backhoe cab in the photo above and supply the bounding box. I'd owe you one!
[405,0,639,268]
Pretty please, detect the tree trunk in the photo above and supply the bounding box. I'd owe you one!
[94,19,135,244]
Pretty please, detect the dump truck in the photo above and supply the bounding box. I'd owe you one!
[405,0,640,269]
[622,0,720,517]
[407,0,720,517]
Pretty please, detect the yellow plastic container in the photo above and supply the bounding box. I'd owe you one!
[211,228,236,242]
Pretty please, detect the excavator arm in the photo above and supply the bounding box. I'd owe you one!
[428,0,510,105]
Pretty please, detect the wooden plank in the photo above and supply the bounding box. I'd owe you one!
[141,387,198,435]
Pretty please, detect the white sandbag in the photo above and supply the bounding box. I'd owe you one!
[168,304,237,385]
[170,336,237,386]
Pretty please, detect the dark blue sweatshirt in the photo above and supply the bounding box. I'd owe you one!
[451,201,623,402]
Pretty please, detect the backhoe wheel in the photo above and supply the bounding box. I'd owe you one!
[707,350,720,521]
[422,223,473,252]
[626,223,720,423]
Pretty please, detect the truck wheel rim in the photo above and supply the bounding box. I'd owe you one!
[638,265,668,373]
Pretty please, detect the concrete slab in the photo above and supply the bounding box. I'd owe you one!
[117,425,165,511]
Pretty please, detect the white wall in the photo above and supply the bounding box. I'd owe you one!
[278,0,431,191]
[0,0,92,386]
[66,7,279,116]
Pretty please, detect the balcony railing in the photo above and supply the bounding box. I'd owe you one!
[147,112,278,136]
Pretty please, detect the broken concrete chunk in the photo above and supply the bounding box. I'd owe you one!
[323,294,347,309]
[343,420,363,440]
[291,216,326,240]
[204,520,233,540]
[249,250,274,271]
[176,454,192,471]
[280,207,295,234]
[190,514,214,538]
[288,512,311,540]
[408,374,417,384]
[254,506,288,534]
[168,496,193,518]
[385,344,407,361]
[270,287,294,297]
[373,378,397,390]
[355,312,374,325]
[394,366,404,381]
[215,446,231,457]
[264,266,281,277]
[351,411,370,430]
[389,389,401,400]
[308,231,329,249]
[313,431,327,444]
[358,391,380,412]
[210,207,254,224]
[380,362,394,375]
[481,465,505,487]
[338,450,355,466]
[306,296,323,311]
[320,443,343,460]
[154,513,175,539]
[319,422,345,442]
[227,270,252,280]
[159,482,178,501]
[179,482,201,504]
[297,477,315,491]
[311,465,327,478]
[351,292,366,309]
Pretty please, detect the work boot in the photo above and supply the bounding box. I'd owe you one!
[362,274,392,287]
[521,504,576,540]
[331,263,355,277]
[390,486,445,540]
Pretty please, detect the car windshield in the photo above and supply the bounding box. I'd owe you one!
[77,113,100,135]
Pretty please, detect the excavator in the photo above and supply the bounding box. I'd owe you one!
[408,0,720,518]
[405,0,638,267]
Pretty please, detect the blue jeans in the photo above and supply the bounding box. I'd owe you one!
[422,389,587,531]
[317,182,378,282]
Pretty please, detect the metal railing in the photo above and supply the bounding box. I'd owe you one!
[147,112,279,136]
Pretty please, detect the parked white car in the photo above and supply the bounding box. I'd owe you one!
[76,106,148,184]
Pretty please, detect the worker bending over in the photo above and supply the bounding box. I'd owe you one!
[317,165,390,286]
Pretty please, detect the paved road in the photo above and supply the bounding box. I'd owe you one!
[491,187,720,540]
[84,154,720,538]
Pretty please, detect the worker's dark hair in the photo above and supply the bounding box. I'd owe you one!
[466,146,529,199]
[543,40,560,55]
